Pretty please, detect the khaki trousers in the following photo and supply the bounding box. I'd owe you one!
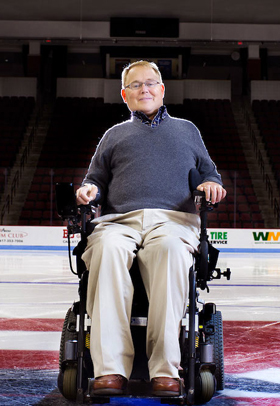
[82,209,200,380]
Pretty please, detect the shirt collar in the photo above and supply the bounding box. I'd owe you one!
[132,105,168,128]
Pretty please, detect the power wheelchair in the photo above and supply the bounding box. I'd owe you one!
[55,170,231,405]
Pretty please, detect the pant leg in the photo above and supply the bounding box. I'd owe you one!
[137,220,195,379]
[82,221,141,379]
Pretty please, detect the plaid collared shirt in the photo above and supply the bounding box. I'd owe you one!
[132,105,168,128]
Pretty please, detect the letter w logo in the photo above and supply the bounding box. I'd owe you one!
[253,232,268,241]
[253,232,280,241]
[268,232,280,241]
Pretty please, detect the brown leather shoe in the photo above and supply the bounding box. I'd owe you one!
[152,377,181,396]
[93,374,127,395]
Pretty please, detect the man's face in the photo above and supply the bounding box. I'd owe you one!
[121,66,165,120]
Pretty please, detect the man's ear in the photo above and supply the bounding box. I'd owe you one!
[161,83,165,98]
[121,88,127,103]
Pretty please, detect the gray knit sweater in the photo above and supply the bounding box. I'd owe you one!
[82,114,222,215]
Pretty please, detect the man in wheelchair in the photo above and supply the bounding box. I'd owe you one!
[75,60,227,399]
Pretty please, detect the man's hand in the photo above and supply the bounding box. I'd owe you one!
[197,181,226,204]
[76,184,99,205]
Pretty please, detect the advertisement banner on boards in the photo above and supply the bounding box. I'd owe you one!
[208,229,280,251]
[0,226,80,250]
[1,226,280,252]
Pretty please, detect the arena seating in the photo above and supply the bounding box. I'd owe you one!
[0,96,35,193]
[169,99,264,228]
[18,97,264,227]
[19,98,130,225]
[252,99,280,188]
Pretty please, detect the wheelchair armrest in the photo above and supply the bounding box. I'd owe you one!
[56,182,98,220]
[189,169,218,209]
[78,201,98,215]
[193,190,218,210]
[193,190,205,204]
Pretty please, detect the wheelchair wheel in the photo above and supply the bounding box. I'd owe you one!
[58,307,78,400]
[195,370,215,404]
[62,366,78,400]
[59,307,77,369]
[205,310,224,390]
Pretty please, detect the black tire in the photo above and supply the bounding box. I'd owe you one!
[205,310,224,390]
[63,366,78,400]
[59,307,77,369]
[195,370,216,404]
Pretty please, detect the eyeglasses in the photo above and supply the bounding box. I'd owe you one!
[124,80,161,91]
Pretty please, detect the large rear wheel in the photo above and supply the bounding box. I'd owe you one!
[59,307,77,369]
[58,307,78,399]
[205,309,224,390]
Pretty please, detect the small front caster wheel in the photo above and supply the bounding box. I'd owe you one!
[195,370,216,404]
[62,366,77,400]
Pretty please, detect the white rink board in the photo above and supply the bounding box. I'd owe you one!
[0,226,81,250]
[1,226,280,252]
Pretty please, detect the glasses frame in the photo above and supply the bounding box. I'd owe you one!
[124,80,161,91]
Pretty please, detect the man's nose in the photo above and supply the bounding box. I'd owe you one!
[140,83,149,91]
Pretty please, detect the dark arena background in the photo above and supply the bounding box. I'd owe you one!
[0,1,280,405]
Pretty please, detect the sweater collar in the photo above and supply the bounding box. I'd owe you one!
[132,105,168,128]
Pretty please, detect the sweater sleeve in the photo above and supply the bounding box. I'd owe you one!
[192,124,223,186]
[82,129,113,205]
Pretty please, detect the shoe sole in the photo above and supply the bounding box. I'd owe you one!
[153,390,180,397]
[93,388,125,395]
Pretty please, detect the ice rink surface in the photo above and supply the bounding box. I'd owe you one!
[0,249,280,405]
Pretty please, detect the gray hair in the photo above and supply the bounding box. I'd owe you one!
[121,60,162,88]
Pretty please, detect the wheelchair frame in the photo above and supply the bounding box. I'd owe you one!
[56,183,230,405]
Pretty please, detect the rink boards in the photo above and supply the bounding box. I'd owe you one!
[1,226,280,252]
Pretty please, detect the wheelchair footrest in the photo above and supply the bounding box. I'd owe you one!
[88,379,186,402]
